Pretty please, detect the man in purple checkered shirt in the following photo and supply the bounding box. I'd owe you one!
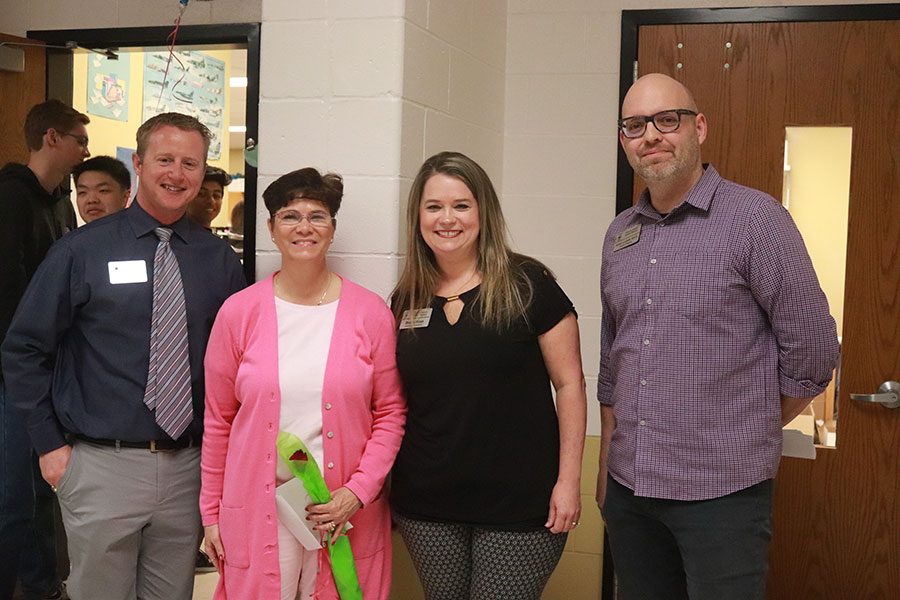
[596,73,839,600]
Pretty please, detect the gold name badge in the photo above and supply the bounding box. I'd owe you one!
[399,308,433,329]
[613,224,641,252]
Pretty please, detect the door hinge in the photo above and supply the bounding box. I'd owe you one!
[633,60,639,82]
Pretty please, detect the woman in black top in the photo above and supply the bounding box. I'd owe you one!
[391,152,587,600]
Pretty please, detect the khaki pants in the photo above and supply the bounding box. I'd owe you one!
[56,441,201,600]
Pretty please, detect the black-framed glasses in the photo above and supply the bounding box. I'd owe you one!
[60,132,90,148]
[618,109,698,139]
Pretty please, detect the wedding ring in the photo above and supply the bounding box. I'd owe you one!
[571,521,579,526]
[328,522,336,531]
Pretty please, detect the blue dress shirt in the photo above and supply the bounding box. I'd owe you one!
[1,201,246,454]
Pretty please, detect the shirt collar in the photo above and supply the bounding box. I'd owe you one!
[125,200,192,243]
[633,164,722,219]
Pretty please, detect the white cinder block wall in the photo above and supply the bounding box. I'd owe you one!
[257,0,407,298]
[399,0,508,255]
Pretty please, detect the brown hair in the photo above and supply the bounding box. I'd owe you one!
[262,167,343,218]
[392,151,538,331]
[24,100,90,151]
[135,112,212,159]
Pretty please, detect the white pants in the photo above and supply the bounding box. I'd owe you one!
[277,518,319,600]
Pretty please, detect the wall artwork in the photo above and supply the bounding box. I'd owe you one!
[142,50,225,159]
[87,54,130,122]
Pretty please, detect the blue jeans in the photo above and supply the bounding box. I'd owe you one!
[0,381,60,600]
[603,475,773,600]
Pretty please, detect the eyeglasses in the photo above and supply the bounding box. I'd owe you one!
[273,210,334,228]
[59,132,90,148]
[618,109,698,139]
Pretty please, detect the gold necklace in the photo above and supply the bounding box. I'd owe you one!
[315,273,331,305]
[443,269,478,303]
[276,272,331,305]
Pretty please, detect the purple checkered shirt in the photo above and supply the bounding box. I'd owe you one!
[597,166,839,501]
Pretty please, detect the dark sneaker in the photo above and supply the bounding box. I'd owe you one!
[195,550,217,573]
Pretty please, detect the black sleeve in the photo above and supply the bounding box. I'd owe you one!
[0,189,31,347]
[521,260,576,336]
[0,240,78,454]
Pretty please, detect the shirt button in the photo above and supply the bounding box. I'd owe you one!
[640,379,647,386]
[658,222,666,227]
[646,298,653,305]
[649,258,657,264]
[327,462,334,469]
[324,403,332,410]
[643,339,650,346]
[326,431,334,439]
[639,419,647,426]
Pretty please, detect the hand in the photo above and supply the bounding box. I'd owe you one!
[203,524,225,573]
[39,445,72,490]
[595,472,608,516]
[306,487,362,544]
[545,479,581,534]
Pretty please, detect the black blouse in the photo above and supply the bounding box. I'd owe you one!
[391,262,575,531]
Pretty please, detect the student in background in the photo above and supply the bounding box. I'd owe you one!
[186,166,231,230]
[0,99,89,600]
[72,155,131,223]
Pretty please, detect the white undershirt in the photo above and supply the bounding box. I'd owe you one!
[274,296,337,484]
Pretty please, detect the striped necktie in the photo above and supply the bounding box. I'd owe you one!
[143,226,193,440]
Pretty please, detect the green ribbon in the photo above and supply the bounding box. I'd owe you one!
[276,431,363,600]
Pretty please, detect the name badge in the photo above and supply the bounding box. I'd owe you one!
[399,308,433,329]
[108,260,148,285]
[613,224,641,252]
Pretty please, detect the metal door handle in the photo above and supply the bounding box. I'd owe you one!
[850,380,900,409]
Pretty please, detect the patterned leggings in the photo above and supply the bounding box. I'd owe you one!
[394,513,567,600]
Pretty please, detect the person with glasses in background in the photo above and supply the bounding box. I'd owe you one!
[186,166,231,231]
[200,168,406,600]
[0,99,90,600]
[596,73,839,600]
[72,156,131,224]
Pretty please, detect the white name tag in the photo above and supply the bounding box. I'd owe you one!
[399,308,433,329]
[613,223,641,252]
[108,260,148,284]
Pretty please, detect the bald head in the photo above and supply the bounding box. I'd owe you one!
[622,73,699,117]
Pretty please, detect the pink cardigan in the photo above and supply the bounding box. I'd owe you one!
[200,275,406,600]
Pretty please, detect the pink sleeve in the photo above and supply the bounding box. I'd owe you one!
[343,303,407,506]
[200,301,242,526]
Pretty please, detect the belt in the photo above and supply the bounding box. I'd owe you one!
[74,434,198,452]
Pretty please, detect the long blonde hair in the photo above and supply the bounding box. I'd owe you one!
[392,151,534,331]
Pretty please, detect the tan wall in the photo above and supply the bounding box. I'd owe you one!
[784,127,851,337]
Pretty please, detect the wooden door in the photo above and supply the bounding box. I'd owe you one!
[0,33,46,165]
[637,20,899,598]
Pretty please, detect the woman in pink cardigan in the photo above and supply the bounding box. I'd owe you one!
[200,168,406,600]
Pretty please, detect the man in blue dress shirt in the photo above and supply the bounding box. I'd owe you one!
[2,113,245,600]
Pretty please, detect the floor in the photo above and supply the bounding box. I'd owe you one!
[192,573,218,599]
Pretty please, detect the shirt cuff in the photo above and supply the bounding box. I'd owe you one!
[343,479,373,508]
[779,372,830,399]
[28,421,67,456]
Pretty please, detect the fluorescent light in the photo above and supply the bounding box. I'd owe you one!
[228,125,247,133]
[229,76,247,88]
